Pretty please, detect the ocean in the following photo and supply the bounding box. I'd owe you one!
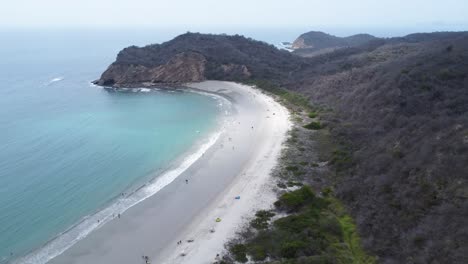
[0,26,396,263]
[0,29,226,263]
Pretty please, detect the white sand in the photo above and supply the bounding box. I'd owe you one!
[48,81,291,264]
[159,82,291,263]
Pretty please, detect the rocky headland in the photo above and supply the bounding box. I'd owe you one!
[94,33,301,87]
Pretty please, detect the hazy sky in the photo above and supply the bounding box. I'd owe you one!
[1,0,467,31]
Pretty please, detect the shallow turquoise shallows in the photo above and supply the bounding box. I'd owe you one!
[0,30,221,263]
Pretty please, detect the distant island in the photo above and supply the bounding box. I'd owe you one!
[95,30,468,264]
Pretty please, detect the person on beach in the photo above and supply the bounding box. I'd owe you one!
[118,213,121,218]
[185,179,188,184]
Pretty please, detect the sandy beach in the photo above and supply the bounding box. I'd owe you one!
[48,81,291,264]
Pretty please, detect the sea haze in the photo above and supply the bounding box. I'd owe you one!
[0,30,222,263]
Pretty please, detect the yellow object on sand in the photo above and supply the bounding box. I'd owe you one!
[215,218,222,222]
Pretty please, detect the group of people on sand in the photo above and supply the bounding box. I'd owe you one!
[135,121,257,262]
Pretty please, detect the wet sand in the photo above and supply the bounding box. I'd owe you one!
[48,81,291,264]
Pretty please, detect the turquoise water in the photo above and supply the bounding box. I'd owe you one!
[0,30,222,263]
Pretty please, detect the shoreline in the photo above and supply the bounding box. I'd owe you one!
[157,82,291,263]
[13,85,231,264]
[46,81,291,264]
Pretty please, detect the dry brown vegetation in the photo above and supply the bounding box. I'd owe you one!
[284,33,468,264]
[99,31,468,263]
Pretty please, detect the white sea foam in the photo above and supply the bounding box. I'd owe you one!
[45,77,64,85]
[14,130,223,264]
[127,88,153,93]
[13,91,231,264]
[50,77,63,82]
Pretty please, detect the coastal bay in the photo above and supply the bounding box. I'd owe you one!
[47,81,291,264]
[3,1,468,262]
[0,31,224,264]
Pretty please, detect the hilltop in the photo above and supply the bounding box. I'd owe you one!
[95,33,301,87]
[284,31,468,263]
[291,31,378,56]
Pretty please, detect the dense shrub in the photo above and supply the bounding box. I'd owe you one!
[308,112,318,118]
[274,213,317,233]
[285,165,300,172]
[329,148,353,172]
[250,210,275,230]
[248,244,268,261]
[304,122,322,130]
[230,186,375,263]
[230,244,248,263]
[318,213,343,238]
[275,186,316,211]
[281,240,308,258]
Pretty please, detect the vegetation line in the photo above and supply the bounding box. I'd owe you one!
[221,81,375,263]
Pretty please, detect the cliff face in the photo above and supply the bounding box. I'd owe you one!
[99,52,207,86]
[96,33,299,87]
